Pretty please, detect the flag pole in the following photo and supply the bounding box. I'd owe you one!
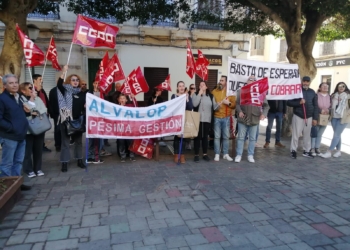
[27,67,34,84]
[64,42,74,80]
[42,36,52,80]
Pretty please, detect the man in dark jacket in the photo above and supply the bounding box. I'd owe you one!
[264,100,287,148]
[33,74,51,152]
[49,86,61,152]
[0,75,29,178]
[287,76,319,159]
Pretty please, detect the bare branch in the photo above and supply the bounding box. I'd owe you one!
[247,0,288,31]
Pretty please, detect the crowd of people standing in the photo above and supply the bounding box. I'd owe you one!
[0,67,350,188]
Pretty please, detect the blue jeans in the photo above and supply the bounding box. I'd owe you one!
[329,118,347,150]
[0,138,26,177]
[265,112,283,143]
[214,117,230,154]
[311,125,327,149]
[236,123,258,156]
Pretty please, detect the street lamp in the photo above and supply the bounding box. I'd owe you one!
[27,24,40,41]
[27,24,40,77]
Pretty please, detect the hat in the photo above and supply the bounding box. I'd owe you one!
[302,76,311,81]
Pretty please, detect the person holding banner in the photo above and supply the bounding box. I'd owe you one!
[310,83,331,156]
[287,76,318,159]
[320,82,350,158]
[117,94,136,162]
[57,65,86,172]
[212,76,236,162]
[235,76,269,163]
[192,81,217,162]
[171,81,193,163]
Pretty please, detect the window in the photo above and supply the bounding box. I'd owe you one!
[142,67,169,107]
[195,69,218,91]
[320,41,335,56]
[250,36,265,56]
[277,39,288,62]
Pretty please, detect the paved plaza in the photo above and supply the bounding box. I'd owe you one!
[1,124,350,250]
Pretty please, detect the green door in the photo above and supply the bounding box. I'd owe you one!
[88,59,101,91]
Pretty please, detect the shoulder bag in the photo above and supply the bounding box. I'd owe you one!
[64,115,86,136]
[28,112,52,135]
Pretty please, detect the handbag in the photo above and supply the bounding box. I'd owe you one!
[318,114,329,126]
[178,110,200,138]
[27,113,52,135]
[64,116,85,136]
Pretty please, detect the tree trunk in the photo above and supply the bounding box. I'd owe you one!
[0,0,38,92]
[281,31,317,137]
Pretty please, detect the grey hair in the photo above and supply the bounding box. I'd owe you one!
[3,74,17,85]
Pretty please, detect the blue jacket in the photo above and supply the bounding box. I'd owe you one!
[0,90,29,141]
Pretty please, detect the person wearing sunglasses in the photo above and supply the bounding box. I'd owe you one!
[19,82,47,178]
[57,65,86,172]
[320,82,350,158]
[32,74,51,153]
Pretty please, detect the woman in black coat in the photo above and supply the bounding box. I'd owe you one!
[57,65,86,172]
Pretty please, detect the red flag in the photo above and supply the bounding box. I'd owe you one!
[16,24,45,67]
[46,36,61,70]
[155,74,171,91]
[240,78,269,106]
[186,39,196,79]
[72,15,119,48]
[195,50,210,81]
[94,51,109,82]
[99,53,126,93]
[120,67,149,96]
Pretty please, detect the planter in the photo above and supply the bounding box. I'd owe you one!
[0,176,23,222]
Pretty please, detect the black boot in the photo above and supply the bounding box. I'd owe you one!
[61,162,68,172]
[77,159,86,169]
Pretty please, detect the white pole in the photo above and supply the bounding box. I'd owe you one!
[64,42,74,80]
[27,67,34,84]
[42,36,52,80]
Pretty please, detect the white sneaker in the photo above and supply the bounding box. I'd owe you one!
[27,172,36,178]
[248,155,255,163]
[333,151,341,158]
[310,149,316,157]
[320,151,332,158]
[214,154,220,161]
[223,154,233,161]
[235,155,241,163]
[36,170,45,176]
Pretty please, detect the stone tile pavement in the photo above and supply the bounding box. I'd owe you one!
[1,126,350,249]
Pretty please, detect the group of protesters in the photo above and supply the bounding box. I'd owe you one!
[1,66,350,186]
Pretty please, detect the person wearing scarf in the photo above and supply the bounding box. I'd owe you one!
[320,82,350,158]
[57,65,86,172]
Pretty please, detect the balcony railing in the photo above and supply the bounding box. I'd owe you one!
[28,12,60,20]
[250,49,264,56]
[193,22,223,30]
[142,20,178,27]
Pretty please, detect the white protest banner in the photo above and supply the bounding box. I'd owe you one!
[227,57,303,100]
[86,93,186,139]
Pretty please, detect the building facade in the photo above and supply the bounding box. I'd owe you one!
[0,5,250,105]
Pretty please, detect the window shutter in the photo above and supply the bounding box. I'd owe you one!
[25,66,58,95]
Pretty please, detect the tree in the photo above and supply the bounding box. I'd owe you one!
[0,0,57,87]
